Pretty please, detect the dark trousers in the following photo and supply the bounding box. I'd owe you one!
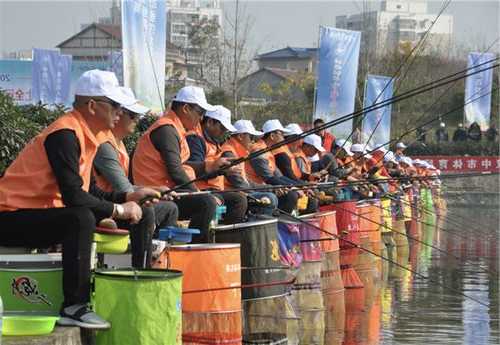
[175,194,217,242]
[0,207,95,307]
[278,190,299,213]
[214,191,248,225]
[117,201,178,268]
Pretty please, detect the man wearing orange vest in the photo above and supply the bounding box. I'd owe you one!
[220,120,279,216]
[247,119,301,213]
[186,105,247,224]
[132,86,220,242]
[93,87,179,267]
[313,118,335,152]
[0,70,159,329]
[223,119,297,213]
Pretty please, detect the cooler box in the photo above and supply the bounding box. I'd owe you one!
[0,254,63,315]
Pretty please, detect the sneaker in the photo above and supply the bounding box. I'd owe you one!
[151,239,166,260]
[57,304,111,329]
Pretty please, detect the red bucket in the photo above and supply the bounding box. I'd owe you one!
[322,202,360,266]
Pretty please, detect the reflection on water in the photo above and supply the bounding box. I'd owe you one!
[376,206,499,345]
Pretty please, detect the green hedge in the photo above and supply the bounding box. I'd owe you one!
[0,91,67,175]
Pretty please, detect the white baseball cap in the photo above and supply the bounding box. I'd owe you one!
[172,86,216,111]
[400,157,413,167]
[205,105,236,132]
[284,123,303,136]
[309,153,320,162]
[335,139,352,150]
[303,134,325,152]
[74,69,129,105]
[262,119,290,134]
[233,119,263,136]
[119,87,150,115]
[350,143,365,153]
[383,151,398,164]
[396,142,407,149]
[373,145,388,154]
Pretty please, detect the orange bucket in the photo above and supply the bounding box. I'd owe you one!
[157,244,241,312]
[155,244,242,345]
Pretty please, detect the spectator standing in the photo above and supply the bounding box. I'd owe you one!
[468,122,482,142]
[435,122,449,142]
[452,123,467,142]
[485,123,498,142]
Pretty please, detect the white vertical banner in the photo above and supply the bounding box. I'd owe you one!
[122,0,167,113]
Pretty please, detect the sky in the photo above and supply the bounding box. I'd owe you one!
[0,0,498,57]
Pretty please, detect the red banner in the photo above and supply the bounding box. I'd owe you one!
[412,156,500,173]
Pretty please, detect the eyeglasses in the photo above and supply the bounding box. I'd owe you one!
[188,104,206,118]
[90,99,121,110]
[124,110,139,120]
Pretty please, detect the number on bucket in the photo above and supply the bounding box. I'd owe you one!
[226,264,240,273]
[270,240,280,262]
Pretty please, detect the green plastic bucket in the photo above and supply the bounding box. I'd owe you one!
[0,254,63,315]
[94,269,183,345]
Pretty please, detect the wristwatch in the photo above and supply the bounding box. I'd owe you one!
[114,204,125,218]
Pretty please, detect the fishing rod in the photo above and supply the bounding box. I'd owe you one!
[339,0,452,154]
[384,189,498,238]
[332,202,497,276]
[168,62,499,193]
[158,171,499,200]
[334,31,500,170]
[369,200,498,275]
[385,192,499,240]
[344,39,500,177]
[274,207,489,307]
[387,192,499,244]
[334,86,497,172]
[358,0,453,151]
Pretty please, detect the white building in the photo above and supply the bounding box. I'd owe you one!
[336,0,453,57]
[167,0,223,49]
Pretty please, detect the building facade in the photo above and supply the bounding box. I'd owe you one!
[167,0,222,49]
[254,47,318,74]
[57,23,187,80]
[336,0,453,57]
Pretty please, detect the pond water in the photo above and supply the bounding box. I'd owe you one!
[372,205,499,345]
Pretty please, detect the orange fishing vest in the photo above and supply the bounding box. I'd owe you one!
[0,110,104,211]
[293,149,311,175]
[132,110,196,188]
[245,140,276,185]
[94,132,130,192]
[221,137,248,189]
[186,125,224,191]
[272,145,302,180]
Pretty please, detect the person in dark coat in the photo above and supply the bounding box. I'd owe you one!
[485,123,498,142]
[468,122,482,142]
[452,123,467,142]
[435,122,449,142]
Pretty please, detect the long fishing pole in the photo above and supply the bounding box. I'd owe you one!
[385,192,499,239]
[158,171,499,200]
[169,62,499,192]
[384,189,498,238]
[345,36,500,175]
[335,86,497,172]
[331,202,497,275]
[369,200,498,275]
[358,0,453,151]
[340,0,452,153]
[274,207,489,307]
